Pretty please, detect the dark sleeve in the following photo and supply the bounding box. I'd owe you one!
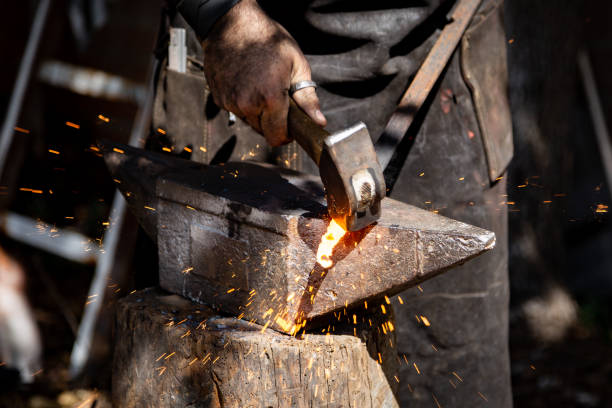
[170,0,243,39]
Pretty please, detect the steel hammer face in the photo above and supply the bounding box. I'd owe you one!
[320,123,386,232]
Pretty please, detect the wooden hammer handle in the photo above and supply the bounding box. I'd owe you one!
[288,99,330,166]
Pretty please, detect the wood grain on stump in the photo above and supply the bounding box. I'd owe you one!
[113,288,399,407]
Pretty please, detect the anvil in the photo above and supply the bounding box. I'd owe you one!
[103,142,495,334]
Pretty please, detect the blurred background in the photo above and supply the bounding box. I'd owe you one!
[0,0,610,407]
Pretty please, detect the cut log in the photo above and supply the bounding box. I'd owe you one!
[113,288,399,407]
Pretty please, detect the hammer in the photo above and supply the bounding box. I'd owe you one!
[288,101,385,231]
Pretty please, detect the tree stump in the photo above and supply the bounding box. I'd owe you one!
[113,288,399,407]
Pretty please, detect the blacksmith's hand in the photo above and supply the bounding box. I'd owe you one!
[202,0,327,147]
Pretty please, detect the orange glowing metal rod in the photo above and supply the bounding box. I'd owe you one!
[316,219,347,268]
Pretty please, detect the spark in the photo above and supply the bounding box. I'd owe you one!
[182,267,194,274]
[381,304,386,314]
[458,177,465,181]
[157,366,167,376]
[452,371,463,382]
[186,205,195,210]
[478,392,488,401]
[65,121,80,129]
[157,128,167,135]
[164,352,176,360]
[98,114,110,122]
[529,364,536,370]
[596,204,608,213]
[188,357,198,366]
[227,288,236,293]
[113,147,124,154]
[162,147,172,152]
[48,149,60,155]
[432,393,441,408]
[397,296,404,305]
[19,188,43,194]
[384,295,391,304]
[413,362,420,374]
[144,206,156,211]
[184,146,192,153]
[420,315,431,326]
[199,146,207,152]
[316,219,347,268]
[14,126,30,134]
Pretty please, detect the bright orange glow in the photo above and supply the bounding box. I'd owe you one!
[316,219,347,268]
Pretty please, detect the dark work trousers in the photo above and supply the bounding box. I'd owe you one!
[151,0,513,406]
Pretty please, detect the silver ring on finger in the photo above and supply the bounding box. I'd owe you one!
[289,80,317,96]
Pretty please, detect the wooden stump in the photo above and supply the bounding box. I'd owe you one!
[113,288,399,407]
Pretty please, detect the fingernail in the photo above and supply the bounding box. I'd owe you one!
[315,110,326,123]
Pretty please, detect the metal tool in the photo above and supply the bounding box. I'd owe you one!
[103,142,495,334]
[288,101,386,232]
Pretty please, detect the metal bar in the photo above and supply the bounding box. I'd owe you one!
[69,58,159,379]
[578,50,612,193]
[0,212,99,263]
[375,0,481,170]
[0,0,51,177]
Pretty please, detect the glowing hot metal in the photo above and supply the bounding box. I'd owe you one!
[316,219,347,268]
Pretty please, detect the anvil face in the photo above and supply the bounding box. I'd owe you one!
[104,143,495,334]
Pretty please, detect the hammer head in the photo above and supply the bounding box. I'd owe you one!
[320,123,386,231]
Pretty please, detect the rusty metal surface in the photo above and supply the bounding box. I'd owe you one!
[103,142,495,334]
[375,0,482,170]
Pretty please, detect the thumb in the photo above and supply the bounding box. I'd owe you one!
[290,67,327,127]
